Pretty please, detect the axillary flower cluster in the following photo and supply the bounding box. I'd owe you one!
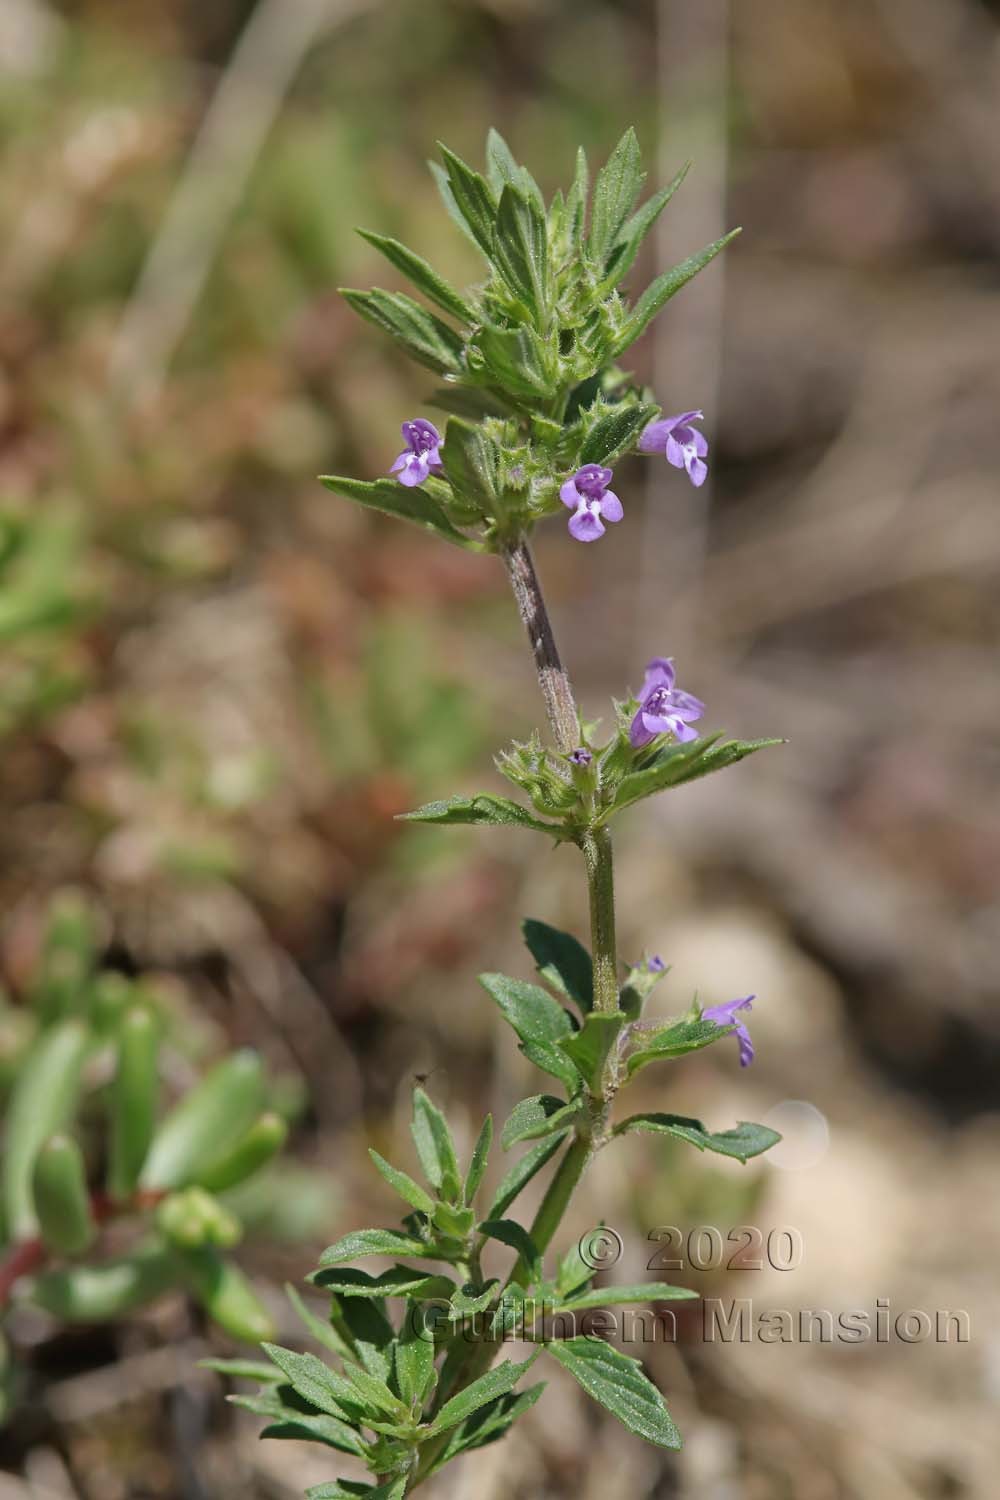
[240,131,785,1498]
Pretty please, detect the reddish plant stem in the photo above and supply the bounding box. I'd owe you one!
[0,1188,165,1308]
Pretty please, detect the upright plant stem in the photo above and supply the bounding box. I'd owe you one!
[500,536,579,755]
[581,827,618,1015]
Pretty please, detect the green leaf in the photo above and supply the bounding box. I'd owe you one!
[3,1018,89,1240]
[588,128,645,263]
[31,1241,178,1322]
[317,475,476,550]
[476,1219,541,1284]
[486,1134,567,1220]
[606,736,783,818]
[107,1006,159,1200]
[478,974,574,1046]
[566,146,589,247]
[464,1115,493,1205]
[178,1249,275,1342]
[306,1481,404,1500]
[195,1111,288,1194]
[546,1337,680,1449]
[438,145,497,257]
[492,185,549,317]
[558,1012,625,1093]
[140,1049,263,1191]
[333,1295,395,1382]
[261,1343,365,1423]
[485,128,520,192]
[32,1135,95,1256]
[500,1094,578,1150]
[341,1357,409,1421]
[395,1304,435,1406]
[233,1389,364,1455]
[368,1151,435,1216]
[426,1353,538,1436]
[399,793,559,837]
[318,1228,439,1266]
[200,1356,284,1382]
[614,228,741,353]
[436,1383,545,1465]
[614,1114,781,1163]
[310,1266,455,1300]
[356,229,473,323]
[472,323,554,400]
[431,1201,475,1239]
[411,1088,462,1201]
[601,161,691,287]
[285,1283,353,1358]
[521,919,593,1013]
[340,288,464,374]
[625,1017,726,1078]
[580,402,659,467]
[557,1283,699,1311]
[440,417,500,510]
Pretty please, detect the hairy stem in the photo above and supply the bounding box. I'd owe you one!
[500,536,579,755]
[581,827,618,1014]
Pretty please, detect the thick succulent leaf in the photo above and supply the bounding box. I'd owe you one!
[107,1006,159,1200]
[33,1134,95,1256]
[411,1088,462,1201]
[340,288,464,374]
[579,402,659,467]
[356,230,473,322]
[140,1049,263,1191]
[500,1094,578,1150]
[606,736,783,817]
[615,1114,781,1164]
[426,1353,538,1436]
[3,1019,89,1239]
[546,1337,681,1449]
[521,919,593,1013]
[588,128,645,263]
[486,1133,567,1220]
[318,475,477,550]
[399,793,559,837]
[558,1012,625,1093]
[30,1242,178,1322]
[178,1250,275,1342]
[624,1017,727,1078]
[614,228,740,352]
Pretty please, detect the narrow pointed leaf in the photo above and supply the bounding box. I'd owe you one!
[439,145,497,257]
[566,146,589,246]
[589,128,644,262]
[399,793,559,836]
[580,402,659,467]
[477,1219,541,1283]
[615,1114,781,1163]
[395,1303,435,1405]
[317,1228,438,1266]
[557,1283,699,1311]
[356,230,473,322]
[411,1087,462,1201]
[521,920,593,1012]
[310,1266,455,1300]
[464,1114,493,1204]
[500,1094,578,1150]
[614,228,740,352]
[600,161,691,287]
[625,1017,727,1077]
[340,288,464,374]
[485,128,520,191]
[285,1283,349,1357]
[607,736,783,817]
[261,1344,365,1422]
[436,1383,545,1465]
[318,475,476,550]
[426,1353,538,1436]
[486,1133,567,1220]
[492,184,549,315]
[368,1151,435,1216]
[546,1337,680,1448]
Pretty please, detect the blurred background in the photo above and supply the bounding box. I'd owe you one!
[1,0,998,1495]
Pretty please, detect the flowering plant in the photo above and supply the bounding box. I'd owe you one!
[229,130,783,1497]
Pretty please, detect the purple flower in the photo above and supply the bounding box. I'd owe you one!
[648,955,667,974]
[390,419,443,488]
[569,747,593,766]
[559,464,623,543]
[628,657,705,748]
[639,410,708,488]
[702,995,755,1067]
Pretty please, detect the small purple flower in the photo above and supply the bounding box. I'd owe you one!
[648,955,667,974]
[628,657,705,748]
[559,464,623,543]
[702,995,755,1067]
[390,419,443,488]
[639,410,709,488]
[569,747,593,767]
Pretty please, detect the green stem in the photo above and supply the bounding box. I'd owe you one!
[581,827,618,1014]
[525,1133,591,1257]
